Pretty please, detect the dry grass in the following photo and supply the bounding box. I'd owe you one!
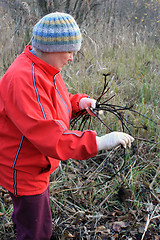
[0,2,160,239]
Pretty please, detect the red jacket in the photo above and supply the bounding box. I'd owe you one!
[0,45,98,196]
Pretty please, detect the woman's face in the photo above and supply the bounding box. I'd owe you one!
[41,51,73,70]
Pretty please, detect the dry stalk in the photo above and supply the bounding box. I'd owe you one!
[141,204,160,240]
[149,190,160,204]
[50,196,71,216]
[97,187,116,209]
[149,164,160,189]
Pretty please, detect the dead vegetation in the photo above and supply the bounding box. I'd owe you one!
[0,1,160,239]
[1,141,159,239]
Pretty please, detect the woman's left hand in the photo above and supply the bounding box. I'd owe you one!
[79,98,96,116]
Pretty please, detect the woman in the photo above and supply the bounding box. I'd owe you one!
[0,12,134,239]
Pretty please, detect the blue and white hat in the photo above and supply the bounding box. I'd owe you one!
[32,12,82,52]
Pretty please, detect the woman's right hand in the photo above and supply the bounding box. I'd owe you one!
[96,132,134,151]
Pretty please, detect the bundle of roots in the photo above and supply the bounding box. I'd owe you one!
[71,73,158,134]
[70,73,159,179]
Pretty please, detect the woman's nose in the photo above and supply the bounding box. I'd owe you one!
[68,52,73,61]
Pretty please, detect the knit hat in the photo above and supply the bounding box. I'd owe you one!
[32,12,82,52]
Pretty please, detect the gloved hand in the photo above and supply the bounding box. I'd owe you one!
[79,98,96,116]
[96,132,134,151]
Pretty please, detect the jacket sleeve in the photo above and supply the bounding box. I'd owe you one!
[4,71,98,161]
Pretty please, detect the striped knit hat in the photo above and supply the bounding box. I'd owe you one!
[32,12,82,52]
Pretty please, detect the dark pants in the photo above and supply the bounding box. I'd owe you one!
[9,186,52,240]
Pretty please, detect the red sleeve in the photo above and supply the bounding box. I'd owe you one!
[4,71,98,161]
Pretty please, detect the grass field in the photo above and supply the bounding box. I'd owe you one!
[0,11,160,240]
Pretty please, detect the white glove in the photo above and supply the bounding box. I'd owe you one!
[96,132,134,151]
[79,98,96,110]
[79,98,96,116]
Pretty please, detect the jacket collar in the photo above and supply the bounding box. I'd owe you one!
[24,45,60,77]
